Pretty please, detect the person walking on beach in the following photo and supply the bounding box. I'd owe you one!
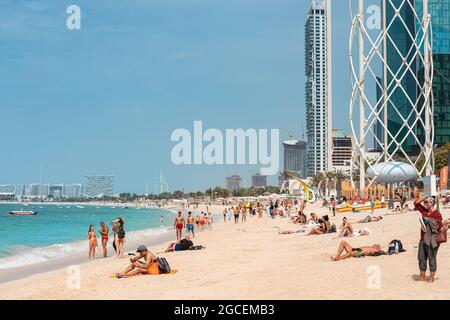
[174,212,185,241]
[88,225,97,260]
[414,188,443,282]
[114,218,126,258]
[241,207,247,223]
[234,207,240,224]
[227,207,232,221]
[98,221,109,258]
[186,212,195,238]
[330,197,336,217]
[223,208,227,222]
[207,212,213,230]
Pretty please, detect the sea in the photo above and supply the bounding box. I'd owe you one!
[0,203,175,270]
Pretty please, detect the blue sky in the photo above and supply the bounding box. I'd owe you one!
[1,0,356,193]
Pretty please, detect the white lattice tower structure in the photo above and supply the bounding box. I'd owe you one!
[349,0,434,194]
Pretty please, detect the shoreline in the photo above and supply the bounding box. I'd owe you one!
[1,202,450,299]
[0,204,225,285]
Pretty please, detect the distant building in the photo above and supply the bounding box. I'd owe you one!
[305,0,333,176]
[252,173,267,189]
[49,184,64,198]
[0,185,16,194]
[84,175,114,198]
[64,184,83,199]
[14,185,25,197]
[30,183,50,197]
[331,129,352,172]
[226,175,242,193]
[283,140,307,178]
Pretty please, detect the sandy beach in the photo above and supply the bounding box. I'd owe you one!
[1,202,450,300]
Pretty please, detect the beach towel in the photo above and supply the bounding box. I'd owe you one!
[112,270,178,279]
[353,228,372,237]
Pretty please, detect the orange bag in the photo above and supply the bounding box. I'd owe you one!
[147,260,159,275]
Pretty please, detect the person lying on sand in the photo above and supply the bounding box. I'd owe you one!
[274,226,305,234]
[352,216,383,224]
[163,235,194,253]
[331,241,384,261]
[115,245,157,278]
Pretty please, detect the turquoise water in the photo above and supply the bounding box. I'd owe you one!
[0,204,174,270]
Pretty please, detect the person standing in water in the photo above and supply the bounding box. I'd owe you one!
[174,212,186,241]
[160,216,164,225]
[186,212,195,238]
[88,225,97,260]
[116,218,126,258]
[98,221,109,258]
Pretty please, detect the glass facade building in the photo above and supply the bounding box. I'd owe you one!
[283,140,307,179]
[84,175,114,197]
[416,0,450,146]
[385,0,417,154]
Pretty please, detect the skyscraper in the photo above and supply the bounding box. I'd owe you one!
[384,0,417,154]
[283,140,307,178]
[226,175,241,193]
[252,173,267,189]
[84,175,114,198]
[305,0,332,176]
[331,129,352,173]
[416,0,450,146]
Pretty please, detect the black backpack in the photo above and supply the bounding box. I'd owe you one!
[388,240,406,254]
[156,257,171,274]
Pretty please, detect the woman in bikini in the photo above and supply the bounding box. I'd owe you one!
[88,225,97,260]
[207,212,213,230]
[331,241,384,261]
[307,219,328,236]
[338,217,354,237]
[98,221,109,258]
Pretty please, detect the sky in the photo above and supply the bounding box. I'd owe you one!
[0,0,365,193]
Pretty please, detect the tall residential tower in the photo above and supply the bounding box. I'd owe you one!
[305,0,333,177]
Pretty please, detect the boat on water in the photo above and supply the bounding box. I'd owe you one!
[8,211,38,216]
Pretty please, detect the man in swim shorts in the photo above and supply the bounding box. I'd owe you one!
[174,212,186,241]
[115,245,157,277]
[186,212,195,238]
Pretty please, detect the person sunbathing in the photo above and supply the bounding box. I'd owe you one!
[337,217,353,237]
[292,212,307,224]
[115,245,158,278]
[308,213,318,223]
[163,235,194,252]
[331,241,384,261]
[307,219,328,236]
[274,226,304,234]
[352,216,383,224]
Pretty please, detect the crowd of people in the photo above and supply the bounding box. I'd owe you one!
[87,217,126,260]
[86,186,447,283]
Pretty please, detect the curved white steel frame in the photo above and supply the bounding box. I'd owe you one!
[348,0,435,193]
